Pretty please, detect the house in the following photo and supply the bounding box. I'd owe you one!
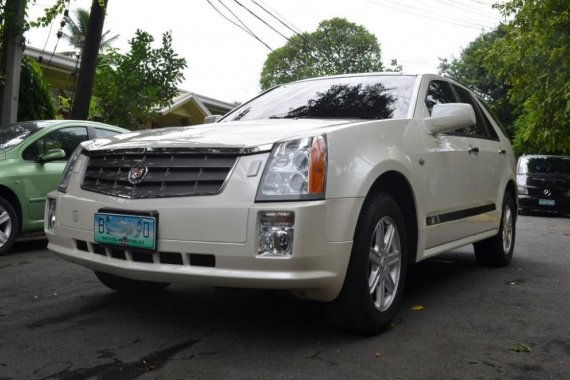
[24,46,235,127]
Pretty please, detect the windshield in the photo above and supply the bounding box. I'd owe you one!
[518,156,570,175]
[222,75,416,122]
[0,121,51,153]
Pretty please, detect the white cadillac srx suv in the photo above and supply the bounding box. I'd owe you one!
[45,73,517,334]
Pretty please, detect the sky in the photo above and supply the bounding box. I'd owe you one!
[25,0,505,104]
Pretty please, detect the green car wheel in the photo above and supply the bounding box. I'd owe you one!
[0,196,19,256]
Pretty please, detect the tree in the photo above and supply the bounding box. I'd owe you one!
[438,25,519,139]
[0,1,55,122]
[17,57,56,120]
[260,18,394,90]
[93,30,187,130]
[488,0,570,154]
[60,7,118,57]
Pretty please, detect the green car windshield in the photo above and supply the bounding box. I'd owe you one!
[0,121,52,153]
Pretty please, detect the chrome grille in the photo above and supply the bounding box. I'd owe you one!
[81,149,238,198]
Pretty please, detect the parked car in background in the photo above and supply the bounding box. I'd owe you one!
[45,73,517,334]
[517,155,570,215]
[0,120,128,255]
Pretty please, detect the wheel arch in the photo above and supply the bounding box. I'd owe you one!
[505,179,517,205]
[0,185,22,231]
[362,171,419,265]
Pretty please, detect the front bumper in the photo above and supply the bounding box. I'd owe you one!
[518,195,570,215]
[46,194,362,302]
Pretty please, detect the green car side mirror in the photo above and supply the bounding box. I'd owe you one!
[37,149,66,164]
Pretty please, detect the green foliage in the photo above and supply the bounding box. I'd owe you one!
[93,30,187,130]
[260,18,388,90]
[439,25,519,139]
[17,57,56,120]
[27,0,68,28]
[489,0,570,154]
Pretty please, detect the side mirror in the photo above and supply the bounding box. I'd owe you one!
[203,115,222,124]
[37,149,66,164]
[426,103,476,135]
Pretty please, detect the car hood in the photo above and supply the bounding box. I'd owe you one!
[83,119,355,152]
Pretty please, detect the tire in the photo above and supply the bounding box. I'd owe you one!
[474,192,516,267]
[0,196,19,256]
[330,192,408,335]
[95,271,170,293]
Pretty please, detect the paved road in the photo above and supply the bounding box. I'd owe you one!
[1,215,569,379]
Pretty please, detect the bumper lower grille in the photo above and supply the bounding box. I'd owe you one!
[81,149,238,198]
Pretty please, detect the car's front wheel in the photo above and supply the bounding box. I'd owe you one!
[0,196,19,256]
[330,192,407,335]
[474,192,516,267]
[95,272,170,293]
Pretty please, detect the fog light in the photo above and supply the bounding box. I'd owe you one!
[257,211,294,257]
[46,198,57,232]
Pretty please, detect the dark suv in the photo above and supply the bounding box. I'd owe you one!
[517,155,570,215]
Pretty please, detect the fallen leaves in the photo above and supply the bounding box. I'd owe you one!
[411,305,424,311]
[509,343,531,353]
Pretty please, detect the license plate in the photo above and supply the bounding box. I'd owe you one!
[539,199,555,206]
[94,212,157,250]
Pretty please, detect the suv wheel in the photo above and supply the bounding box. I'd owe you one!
[330,192,407,335]
[0,196,19,256]
[95,272,170,293]
[474,192,516,267]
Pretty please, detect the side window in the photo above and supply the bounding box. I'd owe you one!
[53,127,89,158]
[477,98,502,139]
[22,127,89,161]
[95,128,120,138]
[452,85,492,138]
[425,80,457,114]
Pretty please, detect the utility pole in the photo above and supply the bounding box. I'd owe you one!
[0,0,27,124]
[70,0,108,120]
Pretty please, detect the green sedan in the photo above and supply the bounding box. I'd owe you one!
[0,120,128,255]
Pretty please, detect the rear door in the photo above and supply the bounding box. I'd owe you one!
[452,84,505,232]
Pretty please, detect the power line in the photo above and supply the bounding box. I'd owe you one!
[249,0,302,37]
[205,0,273,50]
[231,0,294,43]
[255,0,304,35]
[364,0,496,30]
[217,0,257,38]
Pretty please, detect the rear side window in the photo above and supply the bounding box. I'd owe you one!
[425,80,457,114]
[95,128,120,138]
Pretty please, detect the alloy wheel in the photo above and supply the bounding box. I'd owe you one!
[368,216,402,312]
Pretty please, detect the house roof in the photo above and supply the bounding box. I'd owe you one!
[23,46,236,125]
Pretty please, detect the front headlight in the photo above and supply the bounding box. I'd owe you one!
[58,145,83,193]
[517,185,528,195]
[256,135,327,201]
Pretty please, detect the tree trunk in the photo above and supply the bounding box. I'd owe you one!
[0,0,27,124]
[70,0,108,120]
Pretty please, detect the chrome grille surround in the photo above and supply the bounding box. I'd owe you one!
[81,147,241,199]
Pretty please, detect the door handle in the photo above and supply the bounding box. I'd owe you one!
[468,147,479,154]
[498,149,507,155]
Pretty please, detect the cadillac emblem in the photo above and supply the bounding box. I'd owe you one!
[127,164,148,185]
